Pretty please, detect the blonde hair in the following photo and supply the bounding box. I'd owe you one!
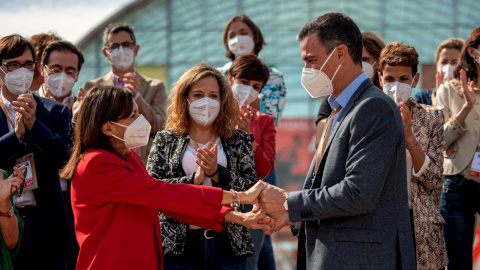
[166,63,239,139]
[434,37,464,63]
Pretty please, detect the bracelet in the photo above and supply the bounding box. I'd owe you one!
[406,141,419,150]
[206,166,220,178]
[230,189,240,209]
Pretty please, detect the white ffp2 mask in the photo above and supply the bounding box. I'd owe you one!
[228,35,255,57]
[382,79,415,106]
[46,72,75,98]
[187,97,220,126]
[107,46,135,71]
[301,47,341,98]
[0,67,33,95]
[110,114,151,149]
[232,83,259,106]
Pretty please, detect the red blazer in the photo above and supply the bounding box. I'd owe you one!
[249,107,276,179]
[72,149,230,270]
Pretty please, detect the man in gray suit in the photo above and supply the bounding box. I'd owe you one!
[258,13,416,269]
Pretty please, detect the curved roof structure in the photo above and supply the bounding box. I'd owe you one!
[75,0,479,118]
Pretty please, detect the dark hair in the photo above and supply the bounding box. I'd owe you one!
[228,55,270,89]
[41,40,85,72]
[455,27,480,81]
[379,41,419,76]
[60,85,133,179]
[223,14,266,61]
[28,32,62,79]
[297,13,363,65]
[0,34,35,62]
[362,32,385,64]
[103,23,136,48]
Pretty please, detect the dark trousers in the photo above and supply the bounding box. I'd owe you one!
[12,208,68,270]
[440,174,480,270]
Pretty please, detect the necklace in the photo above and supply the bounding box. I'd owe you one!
[192,134,217,150]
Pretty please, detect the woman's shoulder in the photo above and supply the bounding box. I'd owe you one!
[155,129,185,140]
[269,67,283,77]
[412,100,444,123]
[251,107,275,123]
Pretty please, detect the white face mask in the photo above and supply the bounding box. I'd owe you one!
[301,47,342,98]
[228,35,255,57]
[110,114,151,149]
[0,67,33,95]
[46,72,75,98]
[438,64,455,83]
[232,83,259,106]
[382,79,415,106]
[107,46,135,71]
[187,97,220,126]
[362,60,377,79]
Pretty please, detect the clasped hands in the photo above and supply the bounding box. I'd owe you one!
[226,181,293,235]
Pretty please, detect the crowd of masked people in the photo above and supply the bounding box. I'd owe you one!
[0,12,479,270]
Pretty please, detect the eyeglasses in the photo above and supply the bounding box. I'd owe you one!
[105,42,135,51]
[1,61,36,72]
[44,65,77,79]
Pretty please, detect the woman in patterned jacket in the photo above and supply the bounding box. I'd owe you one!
[378,41,447,270]
[147,63,258,270]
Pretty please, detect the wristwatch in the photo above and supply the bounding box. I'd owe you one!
[283,195,289,211]
[0,206,14,218]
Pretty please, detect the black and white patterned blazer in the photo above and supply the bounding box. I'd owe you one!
[146,129,257,257]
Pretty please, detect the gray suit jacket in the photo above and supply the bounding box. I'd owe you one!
[288,79,416,269]
[84,72,167,165]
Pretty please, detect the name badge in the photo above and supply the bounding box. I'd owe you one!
[465,147,480,183]
[15,153,38,191]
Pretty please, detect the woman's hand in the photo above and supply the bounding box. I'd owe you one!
[435,70,444,90]
[239,180,268,204]
[0,166,25,203]
[236,106,252,133]
[193,166,206,185]
[399,102,416,147]
[225,209,275,235]
[196,144,218,177]
[460,69,476,109]
[454,69,476,126]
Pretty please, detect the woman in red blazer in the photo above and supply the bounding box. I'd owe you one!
[59,85,272,270]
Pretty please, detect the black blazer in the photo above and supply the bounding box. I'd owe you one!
[0,94,74,256]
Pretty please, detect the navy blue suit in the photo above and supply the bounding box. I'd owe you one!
[0,94,74,266]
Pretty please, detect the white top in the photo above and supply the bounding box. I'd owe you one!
[182,136,227,229]
[406,147,430,209]
[1,92,37,206]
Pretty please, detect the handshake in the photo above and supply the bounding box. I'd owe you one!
[224,181,293,235]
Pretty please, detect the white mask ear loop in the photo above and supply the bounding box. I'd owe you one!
[331,64,342,82]
[319,47,337,71]
[109,121,128,141]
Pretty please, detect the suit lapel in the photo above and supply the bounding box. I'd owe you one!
[311,79,373,188]
[0,108,9,136]
[137,73,147,96]
[323,79,372,157]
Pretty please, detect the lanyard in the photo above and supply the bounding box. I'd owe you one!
[0,95,14,128]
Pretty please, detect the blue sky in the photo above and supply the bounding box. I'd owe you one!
[0,0,135,44]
